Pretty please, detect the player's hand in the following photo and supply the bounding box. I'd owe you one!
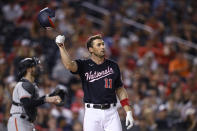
[126,111,134,130]
[55,35,65,48]
[45,96,62,104]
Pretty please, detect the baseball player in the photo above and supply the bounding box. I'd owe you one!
[55,34,134,131]
[7,57,62,131]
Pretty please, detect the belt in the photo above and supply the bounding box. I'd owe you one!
[86,103,116,110]
[12,101,22,106]
[10,113,33,122]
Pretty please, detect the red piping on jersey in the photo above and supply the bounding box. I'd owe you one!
[20,95,31,99]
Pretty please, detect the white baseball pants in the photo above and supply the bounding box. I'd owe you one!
[83,103,122,131]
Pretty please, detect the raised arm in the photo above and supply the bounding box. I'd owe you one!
[55,35,78,72]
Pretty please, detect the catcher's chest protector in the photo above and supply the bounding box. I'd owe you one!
[21,79,39,122]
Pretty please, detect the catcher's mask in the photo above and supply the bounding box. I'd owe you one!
[17,57,41,81]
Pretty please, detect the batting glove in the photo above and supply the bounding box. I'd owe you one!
[126,111,134,130]
[55,35,65,46]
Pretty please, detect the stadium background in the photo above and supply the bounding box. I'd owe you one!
[0,0,197,131]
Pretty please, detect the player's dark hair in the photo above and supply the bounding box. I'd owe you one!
[86,34,102,52]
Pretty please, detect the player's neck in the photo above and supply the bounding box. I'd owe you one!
[24,74,35,83]
[91,55,105,65]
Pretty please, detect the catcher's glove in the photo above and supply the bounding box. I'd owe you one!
[49,84,68,106]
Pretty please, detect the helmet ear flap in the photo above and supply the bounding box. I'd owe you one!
[17,68,27,81]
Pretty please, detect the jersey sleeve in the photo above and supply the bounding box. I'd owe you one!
[70,59,84,74]
[18,85,32,99]
[114,65,123,89]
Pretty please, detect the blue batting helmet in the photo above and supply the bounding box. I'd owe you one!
[37,7,55,28]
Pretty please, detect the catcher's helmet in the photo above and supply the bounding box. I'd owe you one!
[17,57,40,80]
[37,7,55,28]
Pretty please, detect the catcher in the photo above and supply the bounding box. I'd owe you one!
[7,57,67,131]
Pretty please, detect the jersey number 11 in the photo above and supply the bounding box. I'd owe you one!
[104,78,112,88]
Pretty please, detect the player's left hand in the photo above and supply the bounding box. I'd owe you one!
[126,111,134,130]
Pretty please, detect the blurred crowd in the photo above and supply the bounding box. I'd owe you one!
[0,0,197,131]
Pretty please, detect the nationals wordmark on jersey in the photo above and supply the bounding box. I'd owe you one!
[85,66,114,82]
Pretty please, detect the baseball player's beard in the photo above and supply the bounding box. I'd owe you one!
[93,52,105,58]
[32,67,41,78]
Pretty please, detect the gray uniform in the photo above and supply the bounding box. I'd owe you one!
[7,80,39,131]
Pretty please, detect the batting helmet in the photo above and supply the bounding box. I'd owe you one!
[17,57,41,80]
[37,7,55,28]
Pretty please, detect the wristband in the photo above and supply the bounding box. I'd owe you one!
[120,98,129,107]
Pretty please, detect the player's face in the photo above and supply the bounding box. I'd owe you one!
[31,65,41,78]
[91,39,105,58]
